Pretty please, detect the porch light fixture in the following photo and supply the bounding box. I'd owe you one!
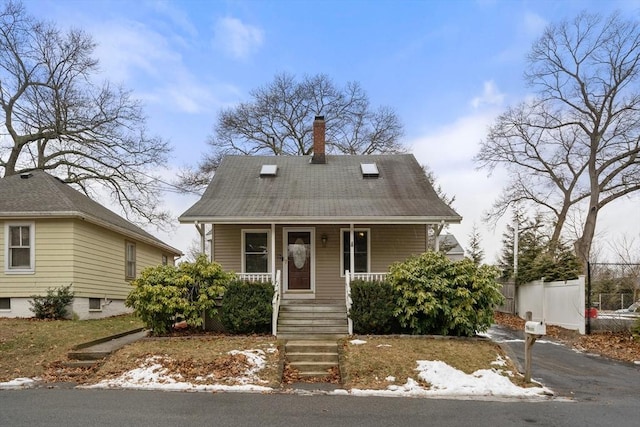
[321,234,328,247]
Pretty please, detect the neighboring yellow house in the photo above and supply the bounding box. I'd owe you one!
[0,170,182,319]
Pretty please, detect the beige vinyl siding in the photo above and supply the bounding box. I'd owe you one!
[0,219,74,297]
[213,224,279,273]
[369,224,427,271]
[211,223,427,301]
[71,220,167,299]
[314,224,343,300]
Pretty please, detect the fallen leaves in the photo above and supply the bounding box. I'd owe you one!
[494,312,640,363]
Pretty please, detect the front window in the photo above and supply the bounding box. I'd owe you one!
[4,223,35,273]
[341,229,370,275]
[125,241,136,279]
[242,230,269,273]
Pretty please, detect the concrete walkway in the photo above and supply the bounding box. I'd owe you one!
[67,330,147,365]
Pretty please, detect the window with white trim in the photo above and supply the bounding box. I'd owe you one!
[125,241,136,279]
[340,229,370,275]
[4,222,35,273]
[242,230,270,273]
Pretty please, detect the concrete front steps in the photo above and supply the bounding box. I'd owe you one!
[276,299,348,340]
[277,299,347,378]
[285,340,340,378]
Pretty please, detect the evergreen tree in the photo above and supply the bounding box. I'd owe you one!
[466,223,484,265]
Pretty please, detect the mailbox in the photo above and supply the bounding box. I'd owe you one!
[524,321,546,335]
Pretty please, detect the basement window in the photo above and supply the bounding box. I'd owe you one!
[89,298,102,311]
[0,298,10,310]
[260,164,278,177]
[360,163,379,178]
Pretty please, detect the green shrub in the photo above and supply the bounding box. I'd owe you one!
[126,255,231,335]
[389,251,503,336]
[29,284,74,319]
[220,280,274,334]
[349,280,402,334]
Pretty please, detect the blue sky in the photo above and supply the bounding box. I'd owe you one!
[26,0,640,261]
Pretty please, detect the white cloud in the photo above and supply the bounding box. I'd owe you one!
[213,17,264,60]
[470,81,505,109]
[90,19,217,114]
[523,11,548,37]
[410,81,509,262]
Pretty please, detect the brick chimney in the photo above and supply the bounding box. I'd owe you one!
[311,115,326,164]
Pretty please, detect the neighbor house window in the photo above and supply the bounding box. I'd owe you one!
[125,241,136,279]
[242,230,270,273]
[162,254,168,265]
[0,298,10,310]
[89,298,102,311]
[341,229,370,275]
[4,222,35,273]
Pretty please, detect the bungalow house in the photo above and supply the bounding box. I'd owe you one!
[179,116,462,338]
[0,170,182,319]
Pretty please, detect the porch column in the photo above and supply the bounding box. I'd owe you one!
[349,223,355,279]
[271,223,276,281]
[195,223,206,254]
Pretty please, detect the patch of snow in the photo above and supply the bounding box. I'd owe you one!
[0,377,37,389]
[350,339,367,345]
[83,349,272,392]
[490,356,507,367]
[376,344,392,348]
[385,376,396,382]
[634,361,640,365]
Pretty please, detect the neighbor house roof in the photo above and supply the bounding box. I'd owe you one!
[439,234,465,257]
[0,170,181,255]
[179,154,462,224]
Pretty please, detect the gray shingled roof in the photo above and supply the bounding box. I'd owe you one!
[0,170,181,255]
[179,154,462,224]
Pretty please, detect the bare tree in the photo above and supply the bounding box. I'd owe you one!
[476,12,640,267]
[180,72,404,190]
[0,1,171,225]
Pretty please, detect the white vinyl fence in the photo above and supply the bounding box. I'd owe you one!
[516,276,585,334]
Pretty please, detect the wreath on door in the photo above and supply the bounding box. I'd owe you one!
[292,238,307,269]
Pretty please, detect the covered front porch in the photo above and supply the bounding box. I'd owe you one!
[193,221,448,337]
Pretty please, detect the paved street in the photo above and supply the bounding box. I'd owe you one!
[2,327,639,426]
[0,387,639,427]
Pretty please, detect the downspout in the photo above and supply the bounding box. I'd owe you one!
[209,224,215,262]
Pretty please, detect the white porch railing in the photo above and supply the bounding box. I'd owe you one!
[272,270,281,336]
[236,273,273,283]
[345,272,388,335]
[351,272,388,282]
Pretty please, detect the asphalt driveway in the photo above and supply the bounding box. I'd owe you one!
[489,325,640,404]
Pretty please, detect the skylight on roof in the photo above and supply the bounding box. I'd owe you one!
[360,163,379,178]
[260,164,278,177]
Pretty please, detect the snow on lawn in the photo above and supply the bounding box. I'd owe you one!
[345,357,552,399]
[80,349,273,393]
[1,341,552,400]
